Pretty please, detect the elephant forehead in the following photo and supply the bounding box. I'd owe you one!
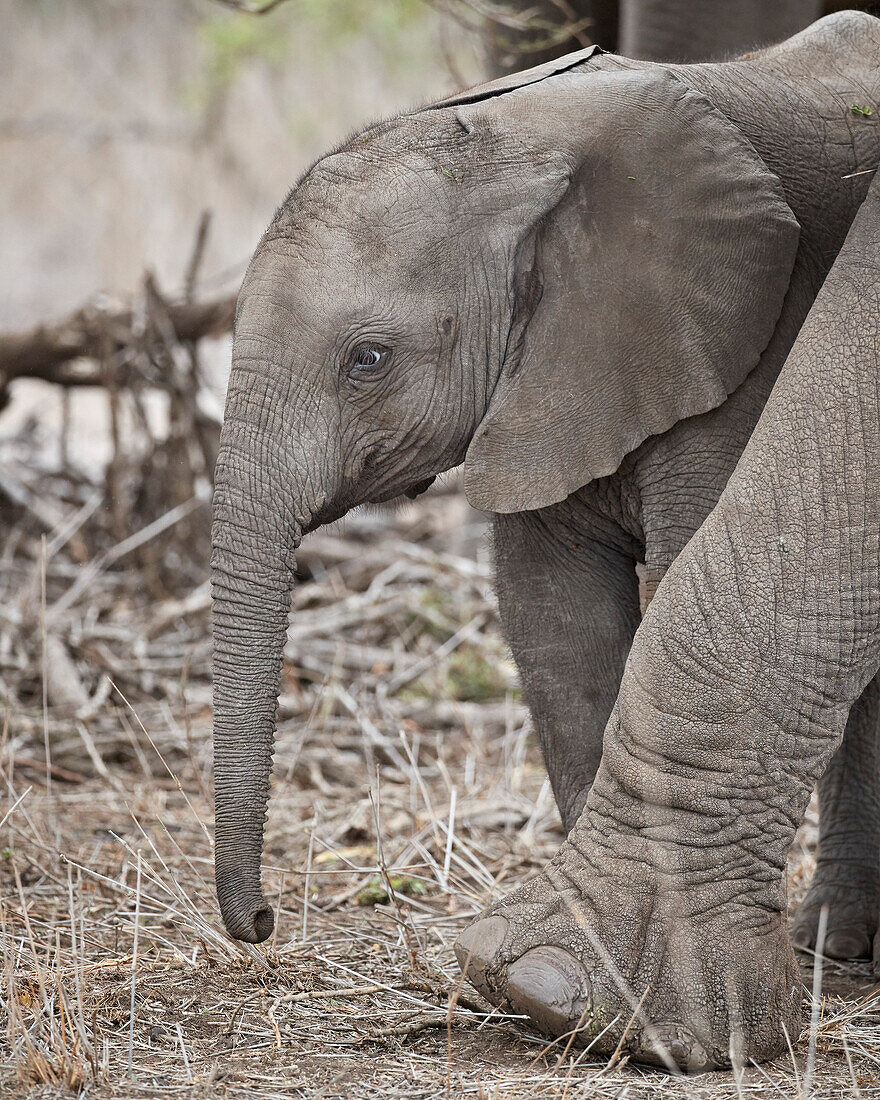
[278,147,459,249]
[242,234,401,327]
[249,221,460,336]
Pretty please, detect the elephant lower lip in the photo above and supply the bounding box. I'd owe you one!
[301,502,347,534]
[404,476,436,499]
[300,476,436,535]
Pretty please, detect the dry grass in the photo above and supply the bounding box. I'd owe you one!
[1,452,879,1098]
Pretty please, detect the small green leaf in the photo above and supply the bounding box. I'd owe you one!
[851,103,873,118]
[357,874,428,906]
[445,647,509,702]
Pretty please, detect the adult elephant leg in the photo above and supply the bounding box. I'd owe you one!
[619,0,823,62]
[456,177,880,1069]
[631,281,880,965]
[645,535,880,963]
[793,676,880,960]
[493,507,641,832]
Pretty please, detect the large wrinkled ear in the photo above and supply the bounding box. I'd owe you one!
[431,44,602,107]
[460,67,800,513]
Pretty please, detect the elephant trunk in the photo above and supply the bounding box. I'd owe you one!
[211,388,304,944]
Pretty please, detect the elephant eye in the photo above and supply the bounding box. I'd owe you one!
[348,343,390,377]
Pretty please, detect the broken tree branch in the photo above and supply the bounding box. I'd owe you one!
[0,292,236,390]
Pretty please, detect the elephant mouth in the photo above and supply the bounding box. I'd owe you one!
[301,502,346,535]
[301,476,437,534]
[404,475,436,499]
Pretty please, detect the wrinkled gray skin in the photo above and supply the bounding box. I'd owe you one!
[485,0,841,74]
[487,0,880,970]
[459,163,880,1070]
[212,12,880,1068]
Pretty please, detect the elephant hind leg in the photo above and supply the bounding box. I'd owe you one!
[792,675,880,962]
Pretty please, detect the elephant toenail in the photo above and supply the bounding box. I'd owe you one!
[505,946,592,1038]
[454,916,508,1000]
[636,1023,714,1073]
[791,925,814,951]
[825,930,870,960]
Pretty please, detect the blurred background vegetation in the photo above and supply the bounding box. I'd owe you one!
[0,0,486,462]
[1,0,480,324]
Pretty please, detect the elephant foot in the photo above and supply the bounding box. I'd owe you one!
[791,861,880,962]
[455,818,801,1071]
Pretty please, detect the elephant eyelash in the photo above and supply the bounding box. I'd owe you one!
[345,342,392,382]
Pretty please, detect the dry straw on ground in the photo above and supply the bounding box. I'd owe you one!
[1,439,879,1099]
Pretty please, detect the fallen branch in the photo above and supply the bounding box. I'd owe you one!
[8,756,88,785]
[0,292,236,390]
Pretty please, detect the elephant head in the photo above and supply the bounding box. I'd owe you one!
[212,53,799,943]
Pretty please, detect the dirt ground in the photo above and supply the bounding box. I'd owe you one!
[2,476,880,1099]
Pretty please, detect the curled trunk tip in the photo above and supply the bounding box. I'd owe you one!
[216,862,275,943]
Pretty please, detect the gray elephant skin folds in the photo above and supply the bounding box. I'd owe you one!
[211,12,880,1072]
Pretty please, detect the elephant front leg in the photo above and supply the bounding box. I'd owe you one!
[493,509,641,831]
[793,675,880,962]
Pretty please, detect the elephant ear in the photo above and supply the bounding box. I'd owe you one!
[431,44,602,107]
[459,67,800,513]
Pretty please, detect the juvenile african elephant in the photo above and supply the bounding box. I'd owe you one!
[211,11,880,1067]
